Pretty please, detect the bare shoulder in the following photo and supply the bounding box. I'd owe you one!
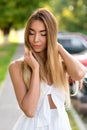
[9,57,24,74]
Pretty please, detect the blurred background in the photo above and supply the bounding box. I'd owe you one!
[0,0,87,45]
[0,0,87,130]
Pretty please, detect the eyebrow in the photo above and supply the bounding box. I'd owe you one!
[29,28,47,32]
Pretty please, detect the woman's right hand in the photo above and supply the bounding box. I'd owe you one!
[24,51,39,70]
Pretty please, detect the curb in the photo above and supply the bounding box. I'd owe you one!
[0,81,6,97]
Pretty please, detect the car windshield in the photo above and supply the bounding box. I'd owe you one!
[58,37,85,48]
[71,38,84,48]
[58,39,70,47]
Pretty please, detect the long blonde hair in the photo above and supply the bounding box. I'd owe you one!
[22,8,70,104]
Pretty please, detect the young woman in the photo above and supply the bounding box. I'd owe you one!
[9,8,86,130]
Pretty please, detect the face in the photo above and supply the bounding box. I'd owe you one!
[28,20,47,54]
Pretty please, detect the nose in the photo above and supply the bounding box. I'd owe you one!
[34,34,39,42]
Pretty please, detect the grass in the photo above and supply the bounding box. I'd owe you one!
[67,110,80,130]
[0,43,18,84]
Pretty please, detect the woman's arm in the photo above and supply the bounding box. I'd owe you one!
[9,52,40,117]
[58,43,87,80]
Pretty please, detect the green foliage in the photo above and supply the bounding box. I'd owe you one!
[0,0,87,34]
[68,110,79,130]
[0,0,49,34]
[50,0,87,33]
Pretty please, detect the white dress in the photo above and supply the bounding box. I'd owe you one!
[13,82,72,130]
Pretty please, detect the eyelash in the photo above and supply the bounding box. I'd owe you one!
[29,32,47,36]
[29,32,34,35]
[41,34,47,36]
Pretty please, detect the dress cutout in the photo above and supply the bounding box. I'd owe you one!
[13,81,72,130]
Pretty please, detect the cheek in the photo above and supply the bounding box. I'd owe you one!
[28,36,34,46]
[43,40,47,49]
[42,36,46,43]
[29,36,32,42]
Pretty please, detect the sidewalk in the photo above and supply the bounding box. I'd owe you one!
[0,44,87,130]
[0,44,24,130]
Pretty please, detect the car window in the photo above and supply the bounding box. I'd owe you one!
[58,36,87,53]
[58,39,71,47]
[71,38,84,48]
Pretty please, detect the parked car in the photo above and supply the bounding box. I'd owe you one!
[80,73,87,96]
[69,50,87,92]
[71,74,87,117]
[58,31,87,43]
[70,32,87,43]
[72,50,87,67]
[58,33,87,90]
[57,32,87,87]
[57,33,87,54]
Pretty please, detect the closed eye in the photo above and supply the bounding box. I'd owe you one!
[28,28,47,36]
[29,30,35,35]
[41,33,47,36]
[40,30,47,36]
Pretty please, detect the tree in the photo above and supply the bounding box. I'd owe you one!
[50,0,87,33]
[0,0,49,43]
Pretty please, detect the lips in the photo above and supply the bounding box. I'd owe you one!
[33,45,41,49]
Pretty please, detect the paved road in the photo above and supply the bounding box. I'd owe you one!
[0,44,24,130]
